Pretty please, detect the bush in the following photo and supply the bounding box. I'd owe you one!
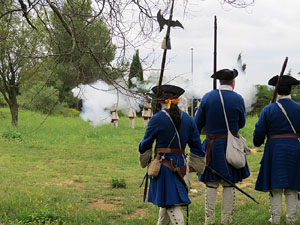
[110,177,127,189]
[19,83,67,115]
[12,210,65,225]
[250,85,272,115]
[54,107,80,118]
[2,129,23,142]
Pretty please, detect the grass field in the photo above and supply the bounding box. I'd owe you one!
[0,108,298,225]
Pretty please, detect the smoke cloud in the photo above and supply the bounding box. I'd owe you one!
[72,80,142,127]
[160,66,257,113]
[73,60,256,127]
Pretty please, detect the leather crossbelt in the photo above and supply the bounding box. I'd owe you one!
[267,133,300,140]
[161,159,187,190]
[205,132,239,167]
[156,148,185,154]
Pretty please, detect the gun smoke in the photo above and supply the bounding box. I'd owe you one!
[73,65,256,127]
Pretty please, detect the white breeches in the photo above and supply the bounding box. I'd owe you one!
[205,180,236,225]
[144,119,148,128]
[129,118,135,128]
[156,206,184,225]
[111,120,118,128]
[269,189,298,224]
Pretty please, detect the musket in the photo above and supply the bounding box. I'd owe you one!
[139,171,149,202]
[191,152,259,204]
[213,16,217,90]
[190,165,258,204]
[206,166,259,204]
[271,57,289,103]
[139,156,152,202]
[205,16,259,204]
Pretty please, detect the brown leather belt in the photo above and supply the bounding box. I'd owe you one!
[205,132,238,167]
[267,133,300,140]
[156,148,185,154]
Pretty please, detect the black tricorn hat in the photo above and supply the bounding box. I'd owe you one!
[268,75,300,87]
[211,69,238,80]
[152,84,185,100]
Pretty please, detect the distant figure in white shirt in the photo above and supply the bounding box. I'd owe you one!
[110,104,119,128]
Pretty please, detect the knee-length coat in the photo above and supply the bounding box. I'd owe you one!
[194,86,250,184]
[254,97,300,191]
[139,108,205,208]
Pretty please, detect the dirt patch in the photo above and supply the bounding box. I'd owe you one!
[124,208,150,219]
[88,199,119,211]
[250,148,263,154]
[237,176,256,188]
[237,182,252,188]
[73,174,88,178]
[43,180,85,188]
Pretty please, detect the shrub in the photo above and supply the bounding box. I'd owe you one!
[12,210,65,225]
[19,83,60,114]
[19,82,75,116]
[53,107,80,118]
[2,129,22,141]
[250,85,272,115]
[110,177,127,189]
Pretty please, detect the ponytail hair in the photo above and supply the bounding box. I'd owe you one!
[169,103,181,131]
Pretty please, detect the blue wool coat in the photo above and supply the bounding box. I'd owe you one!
[254,98,300,191]
[194,88,250,183]
[139,108,205,208]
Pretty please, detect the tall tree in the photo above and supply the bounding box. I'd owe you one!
[47,0,117,105]
[0,0,255,125]
[0,1,41,126]
[1,0,254,91]
[128,50,143,88]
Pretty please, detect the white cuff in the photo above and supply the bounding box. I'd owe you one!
[139,149,152,168]
[187,152,206,174]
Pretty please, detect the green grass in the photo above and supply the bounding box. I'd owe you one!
[0,108,298,224]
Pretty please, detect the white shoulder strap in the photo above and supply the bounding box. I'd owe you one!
[275,102,297,134]
[218,89,230,132]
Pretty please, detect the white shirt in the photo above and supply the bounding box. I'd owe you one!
[219,85,233,91]
[277,95,291,100]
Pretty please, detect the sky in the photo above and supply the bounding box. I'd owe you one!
[74,0,300,126]
[138,0,300,86]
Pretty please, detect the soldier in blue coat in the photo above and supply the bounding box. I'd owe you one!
[139,84,206,225]
[194,69,250,225]
[254,75,300,224]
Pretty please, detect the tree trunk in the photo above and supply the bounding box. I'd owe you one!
[9,90,19,127]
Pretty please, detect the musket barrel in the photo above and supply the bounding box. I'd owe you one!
[271,57,288,103]
[213,16,217,90]
[207,166,259,204]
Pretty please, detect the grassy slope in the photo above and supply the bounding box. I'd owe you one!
[0,108,297,225]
